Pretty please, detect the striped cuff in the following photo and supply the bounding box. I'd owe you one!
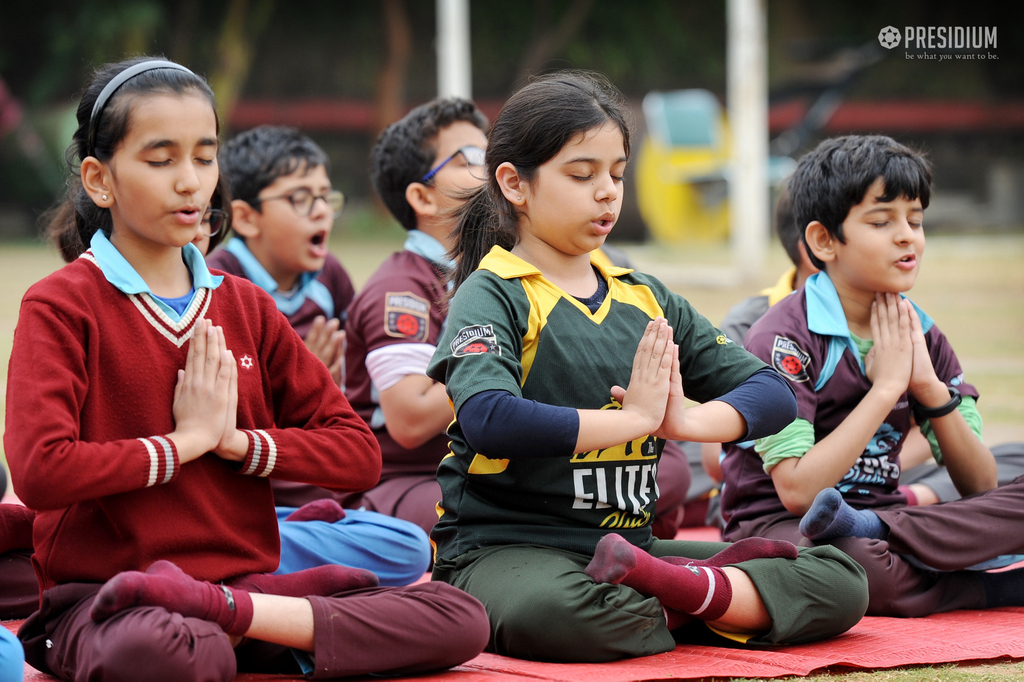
[239,429,278,478]
[138,436,179,487]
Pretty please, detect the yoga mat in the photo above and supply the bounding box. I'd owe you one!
[8,607,1024,681]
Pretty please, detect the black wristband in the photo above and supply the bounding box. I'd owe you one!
[912,386,962,423]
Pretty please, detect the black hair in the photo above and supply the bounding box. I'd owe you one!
[370,97,488,231]
[204,173,233,254]
[220,125,329,207]
[449,71,633,291]
[789,135,932,270]
[46,56,218,263]
[773,184,802,267]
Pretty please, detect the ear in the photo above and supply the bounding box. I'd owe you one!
[80,156,113,208]
[796,239,820,276]
[495,162,526,206]
[804,221,836,264]
[405,182,439,218]
[230,199,262,239]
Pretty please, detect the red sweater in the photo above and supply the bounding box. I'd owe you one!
[4,255,381,592]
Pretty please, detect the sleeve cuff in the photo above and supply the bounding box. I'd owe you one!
[139,436,180,486]
[239,429,278,478]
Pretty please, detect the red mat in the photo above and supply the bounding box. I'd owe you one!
[7,607,1024,681]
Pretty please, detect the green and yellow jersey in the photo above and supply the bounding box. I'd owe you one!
[427,245,765,561]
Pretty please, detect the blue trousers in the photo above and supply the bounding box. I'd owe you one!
[0,626,23,682]
[275,507,430,586]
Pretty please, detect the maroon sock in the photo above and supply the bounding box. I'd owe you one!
[664,607,695,630]
[284,499,347,523]
[90,560,254,636]
[0,504,35,553]
[232,564,378,597]
[658,537,799,568]
[586,533,733,621]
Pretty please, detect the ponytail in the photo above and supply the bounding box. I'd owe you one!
[448,184,518,291]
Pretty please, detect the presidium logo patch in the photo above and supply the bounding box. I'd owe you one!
[451,324,501,357]
[385,292,430,342]
[772,335,811,383]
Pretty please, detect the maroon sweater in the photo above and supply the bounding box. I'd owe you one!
[5,255,381,592]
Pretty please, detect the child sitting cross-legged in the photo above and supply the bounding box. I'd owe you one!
[721,134,1024,617]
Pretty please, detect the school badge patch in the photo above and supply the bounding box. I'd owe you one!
[772,335,810,383]
[451,324,501,357]
[385,292,430,342]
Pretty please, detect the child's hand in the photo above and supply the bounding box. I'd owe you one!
[304,316,346,386]
[864,293,913,397]
[653,347,687,440]
[610,319,674,434]
[906,303,949,407]
[212,343,249,463]
[169,320,236,461]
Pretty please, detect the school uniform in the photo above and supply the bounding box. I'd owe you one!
[426,246,868,662]
[5,233,487,679]
[721,270,1018,616]
[343,231,452,535]
[207,237,431,583]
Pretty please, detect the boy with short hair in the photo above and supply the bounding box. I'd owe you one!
[343,98,489,535]
[210,125,430,584]
[721,134,1024,616]
[208,125,351,388]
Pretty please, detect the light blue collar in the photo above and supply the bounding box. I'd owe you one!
[805,271,934,372]
[404,229,455,270]
[87,231,222,321]
[223,238,333,318]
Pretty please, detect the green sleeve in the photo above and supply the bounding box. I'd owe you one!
[642,275,766,402]
[426,271,528,413]
[918,396,983,465]
[755,418,815,473]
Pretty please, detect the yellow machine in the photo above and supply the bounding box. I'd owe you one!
[637,89,794,244]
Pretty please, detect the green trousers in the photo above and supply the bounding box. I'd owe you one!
[433,538,867,663]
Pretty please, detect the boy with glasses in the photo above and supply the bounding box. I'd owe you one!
[343,98,488,536]
[209,125,432,585]
[208,126,352,389]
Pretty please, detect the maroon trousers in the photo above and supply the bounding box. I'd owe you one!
[0,551,36,619]
[19,580,489,681]
[725,477,1024,617]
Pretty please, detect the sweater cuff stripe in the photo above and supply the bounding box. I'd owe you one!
[254,429,277,477]
[139,438,159,487]
[139,437,179,486]
[151,435,178,484]
[241,430,262,475]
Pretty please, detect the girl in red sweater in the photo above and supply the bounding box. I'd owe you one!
[4,57,487,681]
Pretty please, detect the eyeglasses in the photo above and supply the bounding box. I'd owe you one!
[199,209,228,238]
[251,189,345,218]
[420,146,487,184]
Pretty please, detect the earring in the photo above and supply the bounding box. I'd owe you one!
[517,196,523,201]
[101,195,108,201]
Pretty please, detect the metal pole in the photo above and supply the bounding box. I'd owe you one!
[437,0,472,98]
[727,0,768,280]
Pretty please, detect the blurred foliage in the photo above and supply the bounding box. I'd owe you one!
[1,0,1022,232]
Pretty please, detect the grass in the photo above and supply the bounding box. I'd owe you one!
[1,225,1022,681]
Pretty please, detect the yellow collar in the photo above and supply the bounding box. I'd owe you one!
[760,266,797,307]
[478,245,634,281]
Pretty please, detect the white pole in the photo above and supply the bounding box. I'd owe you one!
[727,0,768,280]
[437,0,472,98]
